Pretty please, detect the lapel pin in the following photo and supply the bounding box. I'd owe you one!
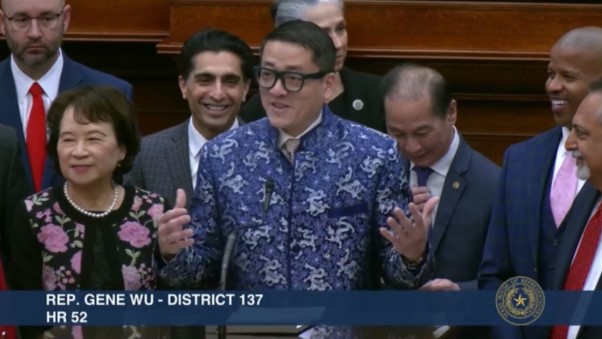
[352,99,364,111]
[452,181,460,189]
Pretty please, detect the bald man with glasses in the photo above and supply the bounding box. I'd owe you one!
[0,0,133,194]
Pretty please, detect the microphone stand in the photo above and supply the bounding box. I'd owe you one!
[217,179,274,339]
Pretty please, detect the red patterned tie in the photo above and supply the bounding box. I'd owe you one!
[26,82,46,192]
[549,205,602,339]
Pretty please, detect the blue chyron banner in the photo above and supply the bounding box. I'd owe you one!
[0,291,601,326]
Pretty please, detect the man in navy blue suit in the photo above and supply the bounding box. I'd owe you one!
[383,64,499,338]
[0,0,132,193]
[478,27,602,339]
[383,63,500,292]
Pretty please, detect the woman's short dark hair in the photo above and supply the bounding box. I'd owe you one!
[46,86,140,177]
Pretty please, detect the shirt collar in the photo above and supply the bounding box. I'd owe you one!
[558,126,570,157]
[277,110,323,148]
[410,126,460,177]
[11,49,64,103]
[188,117,239,158]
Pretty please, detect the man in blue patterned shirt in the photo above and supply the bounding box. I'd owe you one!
[157,20,436,291]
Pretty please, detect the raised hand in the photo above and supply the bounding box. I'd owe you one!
[157,189,194,261]
[379,196,439,262]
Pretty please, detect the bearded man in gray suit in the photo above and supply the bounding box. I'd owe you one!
[125,28,253,208]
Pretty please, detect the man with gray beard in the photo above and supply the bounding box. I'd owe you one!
[547,79,602,339]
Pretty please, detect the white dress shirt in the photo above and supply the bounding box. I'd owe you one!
[12,50,64,137]
[409,126,460,226]
[189,118,239,190]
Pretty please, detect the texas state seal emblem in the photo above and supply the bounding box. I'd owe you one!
[496,276,545,325]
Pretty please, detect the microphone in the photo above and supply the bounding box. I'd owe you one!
[262,179,275,221]
[218,178,274,339]
[218,232,237,292]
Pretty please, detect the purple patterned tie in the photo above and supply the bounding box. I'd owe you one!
[550,154,578,227]
[414,166,433,187]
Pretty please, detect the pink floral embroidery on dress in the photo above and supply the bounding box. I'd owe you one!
[37,224,69,253]
[28,188,163,291]
[118,222,151,248]
[24,199,34,211]
[71,251,82,274]
[52,202,63,214]
[42,265,58,290]
[122,265,142,290]
[147,203,164,219]
[36,209,52,223]
[132,196,143,211]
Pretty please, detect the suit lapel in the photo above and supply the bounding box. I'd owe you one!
[552,183,599,289]
[430,137,469,253]
[527,127,563,268]
[58,54,83,91]
[0,60,25,137]
[167,122,194,207]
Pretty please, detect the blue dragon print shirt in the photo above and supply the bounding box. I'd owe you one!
[160,106,434,290]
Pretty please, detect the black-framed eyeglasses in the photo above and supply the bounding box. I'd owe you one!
[3,8,64,30]
[253,66,329,93]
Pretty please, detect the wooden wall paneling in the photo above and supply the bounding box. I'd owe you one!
[457,94,555,163]
[343,1,602,60]
[60,41,190,134]
[158,0,272,54]
[66,0,170,41]
[158,1,602,58]
[0,42,188,136]
[344,57,549,96]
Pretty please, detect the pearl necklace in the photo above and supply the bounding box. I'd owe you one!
[63,182,118,218]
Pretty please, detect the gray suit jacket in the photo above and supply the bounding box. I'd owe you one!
[125,121,193,208]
